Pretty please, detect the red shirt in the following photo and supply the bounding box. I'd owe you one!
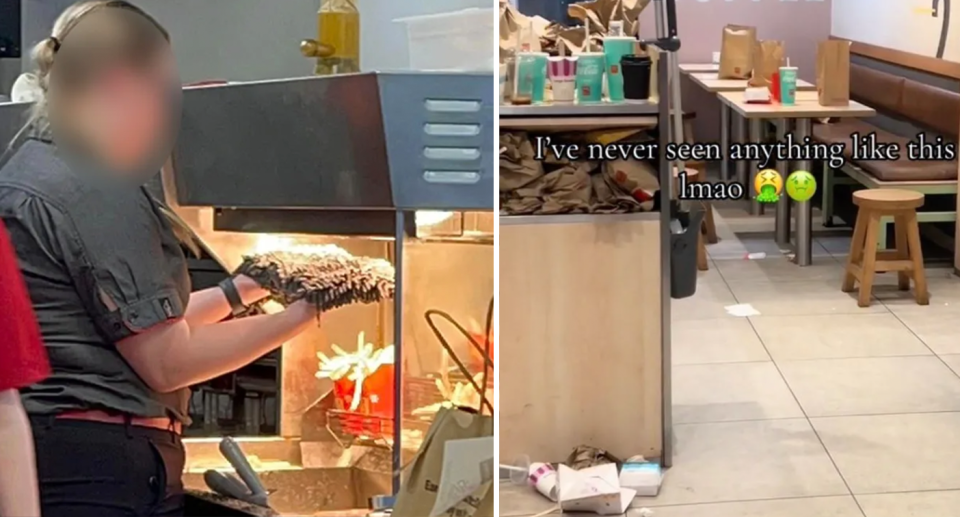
[0,221,49,391]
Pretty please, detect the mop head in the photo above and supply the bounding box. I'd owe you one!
[235,248,395,312]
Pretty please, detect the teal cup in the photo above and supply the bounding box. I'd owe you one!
[576,52,606,103]
[603,37,636,102]
[517,52,548,103]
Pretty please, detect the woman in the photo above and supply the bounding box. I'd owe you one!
[0,221,49,517]
[0,2,319,515]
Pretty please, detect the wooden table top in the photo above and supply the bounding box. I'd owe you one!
[688,72,815,92]
[679,63,719,74]
[717,90,876,119]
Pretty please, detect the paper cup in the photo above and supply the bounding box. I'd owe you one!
[575,52,606,103]
[548,56,578,103]
[517,52,549,103]
[603,36,636,102]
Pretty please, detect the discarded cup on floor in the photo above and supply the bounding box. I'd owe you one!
[548,56,578,103]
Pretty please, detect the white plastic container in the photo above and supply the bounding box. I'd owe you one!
[395,8,496,71]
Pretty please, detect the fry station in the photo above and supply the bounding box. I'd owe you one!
[165,72,493,516]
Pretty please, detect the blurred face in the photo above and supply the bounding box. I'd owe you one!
[74,48,179,174]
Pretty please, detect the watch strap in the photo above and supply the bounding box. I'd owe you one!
[219,277,247,317]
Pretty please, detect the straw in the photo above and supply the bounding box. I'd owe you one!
[513,26,521,100]
[559,39,566,57]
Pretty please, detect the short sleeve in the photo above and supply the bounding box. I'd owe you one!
[17,192,188,343]
[0,221,50,391]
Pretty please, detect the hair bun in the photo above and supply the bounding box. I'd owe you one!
[47,36,61,53]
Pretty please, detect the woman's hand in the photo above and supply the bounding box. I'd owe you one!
[233,274,270,306]
[285,299,320,323]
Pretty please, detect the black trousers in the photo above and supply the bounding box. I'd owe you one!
[31,417,185,517]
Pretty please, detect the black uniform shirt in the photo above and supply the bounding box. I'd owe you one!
[0,139,191,422]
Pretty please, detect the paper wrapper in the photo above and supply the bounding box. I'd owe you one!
[748,40,785,88]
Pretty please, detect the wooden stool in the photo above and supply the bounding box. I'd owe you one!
[673,167,709,272]
[842,189,929,307]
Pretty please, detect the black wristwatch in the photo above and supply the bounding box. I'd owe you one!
[219,277,248,317]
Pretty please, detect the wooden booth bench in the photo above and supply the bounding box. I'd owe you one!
[813,55,960,251]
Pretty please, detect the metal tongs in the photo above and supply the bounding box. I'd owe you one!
[203,437,271,509]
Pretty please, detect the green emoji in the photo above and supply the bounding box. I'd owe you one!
[786,170,817,202]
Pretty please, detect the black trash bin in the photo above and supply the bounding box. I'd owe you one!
[622,54,652,100]
[670,204,704,300]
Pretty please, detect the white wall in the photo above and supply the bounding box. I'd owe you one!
[832,0,960,62]
[21,0,490,83]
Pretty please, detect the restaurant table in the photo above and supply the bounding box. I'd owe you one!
[717,91,877,266]
[687,72,815,184]
[679,63,719,74]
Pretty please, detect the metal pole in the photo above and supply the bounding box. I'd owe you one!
[391,211,405,494]
[720,105,731,181]
[748,118,763,215]
[774,118,792,246]
[794,119,814,266]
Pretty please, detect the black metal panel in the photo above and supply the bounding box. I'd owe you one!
[171,72,494,212]
[212,208,417,238]
[379,72,494,211]
[172,74,393,209]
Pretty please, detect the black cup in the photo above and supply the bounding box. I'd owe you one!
[621,54,652,100]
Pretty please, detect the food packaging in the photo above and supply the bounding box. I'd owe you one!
[548,56,579,103]
[779,66,798,105]
[817,39,852,106]
[528,462,559,501]
[575,52,606,103]
[718,24,757,79]
[748,40,785,88]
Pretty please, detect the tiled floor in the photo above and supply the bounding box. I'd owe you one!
[501,206,960,517]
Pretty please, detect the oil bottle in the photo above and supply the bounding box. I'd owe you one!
[300,0,360,76]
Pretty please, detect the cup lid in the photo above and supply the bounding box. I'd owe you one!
[575,52,605,56]
[518,51,549,56]
[548,55,579,60]
[603,36,637,41]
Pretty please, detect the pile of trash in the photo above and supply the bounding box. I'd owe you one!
[501,445,661,516]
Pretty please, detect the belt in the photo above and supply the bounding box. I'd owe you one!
[57,410,182,434]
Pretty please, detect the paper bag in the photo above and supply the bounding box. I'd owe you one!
[718,25,757,79]
[393,408,494,517]
[748,40,784,88]
[394,316,494,517]
[817,40,851,106]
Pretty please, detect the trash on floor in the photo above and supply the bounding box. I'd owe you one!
[743,252,767,260]
[618,456,662,497]
[725,303,761,317]
[557,463,635,515]
[498,445,657,516]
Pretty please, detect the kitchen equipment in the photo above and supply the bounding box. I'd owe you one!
[160,72,493,513]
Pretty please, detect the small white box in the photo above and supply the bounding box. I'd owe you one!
[712,51,721,64]
[619,462,663,497]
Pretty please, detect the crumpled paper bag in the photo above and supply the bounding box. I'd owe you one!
[500,0,550,61]
[602,158,659,211]
[537,161,594,214]
[568,0,650,39]
[499,132,543,191]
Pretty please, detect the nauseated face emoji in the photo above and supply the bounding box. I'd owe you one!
[754,169,783,203]
[786,170,817,202]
